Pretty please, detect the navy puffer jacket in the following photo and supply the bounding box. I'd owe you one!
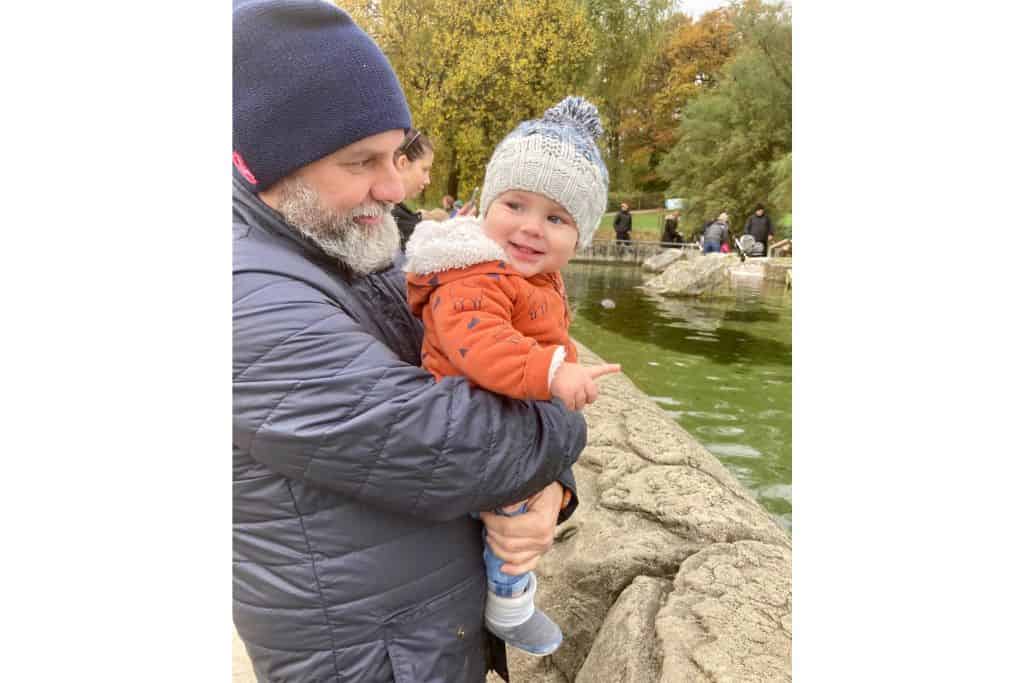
[233,179,585,682]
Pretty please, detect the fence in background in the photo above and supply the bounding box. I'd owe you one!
[572,239,700,265]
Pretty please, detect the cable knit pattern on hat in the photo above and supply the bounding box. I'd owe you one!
[480,96,609,251]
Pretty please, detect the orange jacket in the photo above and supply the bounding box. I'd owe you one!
[405,217,578,401]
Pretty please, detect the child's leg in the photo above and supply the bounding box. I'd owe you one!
[482,502,563,656]
[482,502,531,596]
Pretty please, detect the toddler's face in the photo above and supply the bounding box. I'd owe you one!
[482,191,578,278]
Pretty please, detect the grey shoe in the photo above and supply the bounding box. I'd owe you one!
[484,572,563,656]
[487,606,563,656]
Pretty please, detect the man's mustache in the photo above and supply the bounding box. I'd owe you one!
[349,201,393,220]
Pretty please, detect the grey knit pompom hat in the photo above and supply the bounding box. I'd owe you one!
[479,96,609,251]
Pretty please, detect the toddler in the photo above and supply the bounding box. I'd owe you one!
[404,96,618,656]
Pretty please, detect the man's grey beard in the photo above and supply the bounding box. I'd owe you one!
[277,178,400,276]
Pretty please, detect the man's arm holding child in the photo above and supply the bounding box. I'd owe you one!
[234,273,587,522]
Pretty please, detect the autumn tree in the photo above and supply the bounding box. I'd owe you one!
[577,0,673,190]
[335,0,594,204]
[619,7,736,191]
[657,0,791,237]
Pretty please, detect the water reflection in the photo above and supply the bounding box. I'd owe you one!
[564,262,792,531]
[569,263,793,371]
[706,443,763,459]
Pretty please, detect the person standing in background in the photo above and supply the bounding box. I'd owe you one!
[391,128,434,251]
[660,210,682,247]
[702,212,730,253]
[613,202,632,245]
[743,203,774,257]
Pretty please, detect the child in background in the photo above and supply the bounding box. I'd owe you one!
[404,96,619,656]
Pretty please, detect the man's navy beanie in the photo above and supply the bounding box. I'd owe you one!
[233,0,411,193]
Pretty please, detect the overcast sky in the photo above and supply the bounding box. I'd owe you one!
[675,0,732,19]
[675,0,791,19]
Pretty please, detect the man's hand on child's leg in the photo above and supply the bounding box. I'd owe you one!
[481,482,564,575]
[501,499,529,514]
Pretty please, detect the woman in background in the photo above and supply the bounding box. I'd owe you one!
[391,128,435,251]
[660,210,683,247]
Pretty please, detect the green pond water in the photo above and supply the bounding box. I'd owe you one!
[564,262,792,531]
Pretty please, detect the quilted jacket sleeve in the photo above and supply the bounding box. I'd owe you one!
[233,272,585,522]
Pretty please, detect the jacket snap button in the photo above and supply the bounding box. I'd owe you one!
[456,626,465,639]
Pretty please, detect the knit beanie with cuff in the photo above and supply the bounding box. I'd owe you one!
[232,0,411,194]
[479,96,609,251]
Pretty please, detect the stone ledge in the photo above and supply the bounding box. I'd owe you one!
[496,343,791,682]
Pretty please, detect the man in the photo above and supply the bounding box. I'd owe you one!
[743,203,774,257]
[232,3,585,681]
[613,202,632,245]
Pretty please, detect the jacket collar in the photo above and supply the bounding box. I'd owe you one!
[403,216,507,275]
[233,177,309,253]
[393,201,418,219]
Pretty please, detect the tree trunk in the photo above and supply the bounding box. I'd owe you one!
[446,145,460,199]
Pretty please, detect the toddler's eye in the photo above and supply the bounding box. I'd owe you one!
[504,200,521,211]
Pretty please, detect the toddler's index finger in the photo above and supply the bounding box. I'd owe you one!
[585,363,621,380]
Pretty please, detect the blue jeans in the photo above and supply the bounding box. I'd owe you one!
[481,503,530,597]
[703,240,721,254]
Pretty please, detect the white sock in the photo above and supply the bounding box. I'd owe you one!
[485,572,537,629]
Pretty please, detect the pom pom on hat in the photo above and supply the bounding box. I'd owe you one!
[479,96,609,252]
[542,96,604,141]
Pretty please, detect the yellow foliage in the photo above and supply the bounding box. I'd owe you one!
[619,8,736,186]
[336,0,594,201]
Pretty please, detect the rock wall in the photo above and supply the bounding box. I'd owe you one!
[572,242,701,267]
[491,343,791,683]
[643,255,792,297]
[642,249,687,273]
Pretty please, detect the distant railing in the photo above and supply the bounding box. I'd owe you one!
[767,238,792,257]
[573,239,699,264]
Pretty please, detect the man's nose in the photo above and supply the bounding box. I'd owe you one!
[372,160,405,204]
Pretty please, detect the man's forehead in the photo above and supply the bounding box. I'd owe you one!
[334,129,405,156]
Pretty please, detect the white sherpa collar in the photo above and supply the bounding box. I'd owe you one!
[403,216,508,275]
